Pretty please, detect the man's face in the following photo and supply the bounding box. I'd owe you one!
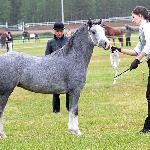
[54,30,64,38]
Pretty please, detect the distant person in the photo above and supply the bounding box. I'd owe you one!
[45,22,69,113]
[125,24,133,46]
[0,36,1,49]
[0,34,2,48]
[22,30,29,43]
[6,32,13,52]
[34,33,39,41]
[0,33,7,49]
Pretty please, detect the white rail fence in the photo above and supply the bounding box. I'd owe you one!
[0,16,132,31]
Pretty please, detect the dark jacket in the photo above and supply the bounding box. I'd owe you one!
[6,35,13,43]
[45,35,68,55]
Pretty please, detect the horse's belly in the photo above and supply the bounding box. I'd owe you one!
[18,78,67,94]
[19,63,68,94]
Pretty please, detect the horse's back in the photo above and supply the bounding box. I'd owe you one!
[0,51,36,63]
[104,24,123,37]
[0,51,22,66]
[0,51,41,80]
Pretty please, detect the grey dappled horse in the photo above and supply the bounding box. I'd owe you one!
[0,19,109,138]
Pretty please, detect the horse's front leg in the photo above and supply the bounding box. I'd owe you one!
[113,68,118,85]
[68,89,81,136]
[0,94,9,139]
[0,115,6,139]
[112,38,115,46]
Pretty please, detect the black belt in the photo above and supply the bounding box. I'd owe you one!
[147,59,150,63]
[147,59,150,67]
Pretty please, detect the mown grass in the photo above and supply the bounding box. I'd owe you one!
[0,36,150,150]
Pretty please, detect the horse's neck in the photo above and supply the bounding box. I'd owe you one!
[83,44,94,66]
[105,25,112,30]
[70,30,94,66]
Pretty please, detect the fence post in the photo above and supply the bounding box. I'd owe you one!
[22,22,25,31]
[5,21,8,28]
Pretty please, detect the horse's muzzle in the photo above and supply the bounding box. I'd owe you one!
[104,42,111,50]
[98,40,109,50]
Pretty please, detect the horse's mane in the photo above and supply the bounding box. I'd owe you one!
[67,24,87,48]
[50,24,88,57]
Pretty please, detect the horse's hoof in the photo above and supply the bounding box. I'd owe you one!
[0,133,7,139]
[68,129,82,136]
[113,79,117,85]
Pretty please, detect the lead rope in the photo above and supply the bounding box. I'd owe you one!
[109,47,120,84]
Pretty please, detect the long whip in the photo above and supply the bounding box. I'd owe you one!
[114,68,130,79]
[114,61,144,79]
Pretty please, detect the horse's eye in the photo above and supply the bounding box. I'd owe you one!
[92,31,96,34]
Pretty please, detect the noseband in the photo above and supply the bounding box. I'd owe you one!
[88,26,107,50]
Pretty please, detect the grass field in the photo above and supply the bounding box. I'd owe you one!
[0,36,150,150]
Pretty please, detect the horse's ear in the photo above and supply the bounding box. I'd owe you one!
[97,19,102,25]
[87,18,92,29]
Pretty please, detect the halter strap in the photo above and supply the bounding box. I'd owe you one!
[88,31,107,50]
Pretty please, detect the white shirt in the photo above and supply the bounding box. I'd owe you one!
[134,20,150,60]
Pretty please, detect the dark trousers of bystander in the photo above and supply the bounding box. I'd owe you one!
[52,93,69,113]
[126,37,131,46]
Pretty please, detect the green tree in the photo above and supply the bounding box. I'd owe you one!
[0,0,10,23]
[71,0,96,20]
[1,0,150,24]
[9,0,22,24]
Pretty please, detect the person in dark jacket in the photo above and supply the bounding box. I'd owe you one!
[45,22,69,113]
[125,24,134,46]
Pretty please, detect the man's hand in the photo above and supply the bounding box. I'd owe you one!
[130,59,140,71]
[110,46,121,53]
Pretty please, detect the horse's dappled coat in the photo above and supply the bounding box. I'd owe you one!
[0,21,109,138]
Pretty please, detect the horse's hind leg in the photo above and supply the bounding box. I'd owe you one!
[113,39,115,46]
[0,93,10,139]
[68,89,81,135]
[118,37,123,47]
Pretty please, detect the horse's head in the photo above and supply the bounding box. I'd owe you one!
[87,19,110,49]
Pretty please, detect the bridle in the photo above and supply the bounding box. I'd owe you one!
[88,30,104,49]
[88,27,107,50]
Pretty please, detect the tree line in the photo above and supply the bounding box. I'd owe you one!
[0,0,150,25]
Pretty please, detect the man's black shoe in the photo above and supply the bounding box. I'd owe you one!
[53,110,60,113]
[140,128,150,133]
